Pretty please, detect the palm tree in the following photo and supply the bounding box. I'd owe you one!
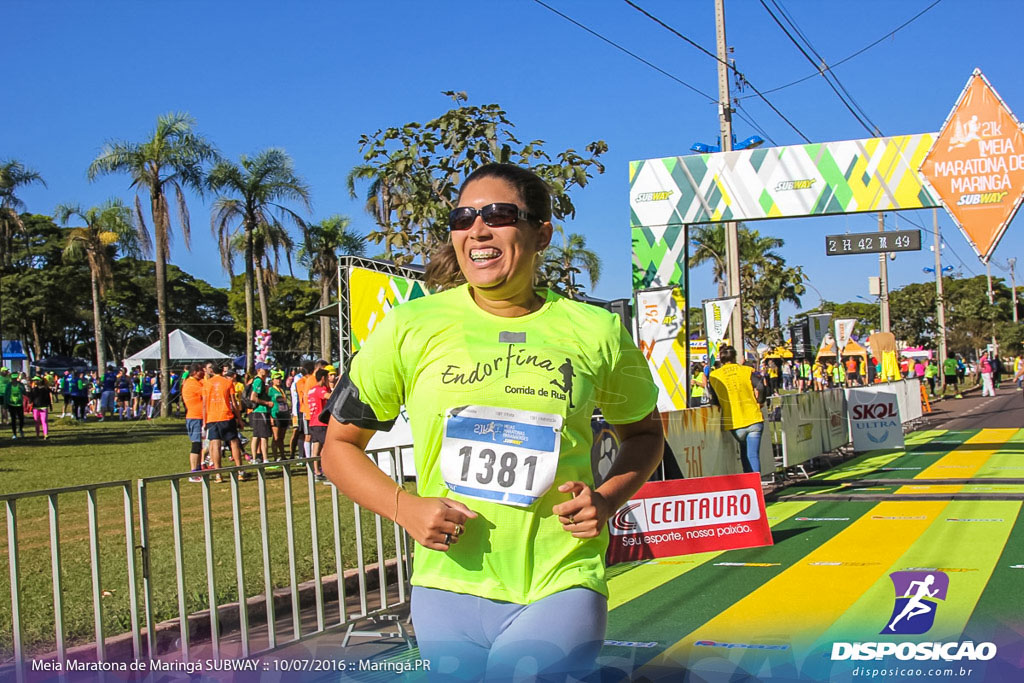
[226,220,295,330]
[208,149,310,373]
[542,225,601,299]
[88,112,217,416]
[55,199,148,373]
[298,216,365,360]
[689,224,784,297]
[0,160,46,267]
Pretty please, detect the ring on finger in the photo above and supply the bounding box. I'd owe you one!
[444,533,451,545]
[454,523,463,536]
[568,515,575,525]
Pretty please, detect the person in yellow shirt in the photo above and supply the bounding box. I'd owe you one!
[708,345,765,474]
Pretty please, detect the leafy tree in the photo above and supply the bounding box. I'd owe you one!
[347,91,607,265]
[88,112,218,415]
[0,160,46,267]
[539,226,601,299]
[55,199,147,372]
[745,261,806,350]
[0,215,91,360]
[102,259,238,362]
[691,223,800,351]
[297,215,365,360]
[208,149,310,372]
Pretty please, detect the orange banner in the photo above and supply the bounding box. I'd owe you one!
[920,69,1024,261]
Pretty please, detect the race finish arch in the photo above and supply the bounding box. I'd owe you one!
[629,69,1024,410]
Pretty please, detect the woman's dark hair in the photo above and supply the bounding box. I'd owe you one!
[719,345,737,364]
[425,163,552,290]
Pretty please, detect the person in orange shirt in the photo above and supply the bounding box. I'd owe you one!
[182,362,207,482]
[202,363,246,482]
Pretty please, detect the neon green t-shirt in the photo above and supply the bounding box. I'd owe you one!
[349,285,658,605]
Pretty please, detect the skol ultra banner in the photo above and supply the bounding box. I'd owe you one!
[847,388,904,451]
[635,287,689,412]
[920,69,1024,262]
[348,266,430,352]
[629,133,939,228]
[606,473,772,565]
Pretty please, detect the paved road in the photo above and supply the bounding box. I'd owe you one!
[921,382,1024,431]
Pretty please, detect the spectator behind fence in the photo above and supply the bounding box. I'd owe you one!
[708,344,765,475]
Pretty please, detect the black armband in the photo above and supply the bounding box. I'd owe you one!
[321,374,396,431]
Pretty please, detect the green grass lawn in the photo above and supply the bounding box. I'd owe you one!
[0,416,408,658]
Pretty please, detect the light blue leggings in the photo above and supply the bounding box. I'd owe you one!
[730,421,763,474]
[411,586,607,681]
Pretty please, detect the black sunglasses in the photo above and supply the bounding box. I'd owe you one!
[448,203,536,231]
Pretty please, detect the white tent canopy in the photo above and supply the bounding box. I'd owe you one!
[126,329,231,362]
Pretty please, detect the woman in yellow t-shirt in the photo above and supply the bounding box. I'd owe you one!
[708,344,764,474]
[320,163,663,679]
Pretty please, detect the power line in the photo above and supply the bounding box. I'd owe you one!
[621,0,812,143]
[762,0,883,136]
[889,212,977,276]
[530,0,717,103]
[756,0,944,97]
[771,0,881,134]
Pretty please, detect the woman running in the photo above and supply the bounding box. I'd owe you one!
[321,163,663,680]
[28,376,52,438]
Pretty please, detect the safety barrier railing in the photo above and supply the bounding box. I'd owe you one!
[2,480,141,683]
[1,448,413,679]
[136,450,412,663]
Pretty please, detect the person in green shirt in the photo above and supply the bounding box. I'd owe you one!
[6,371,26,438]
[942,355,961,398]
[320,163,663,680]
[248,366,273,464]
[0,367,10,427]
[268,370,289,461]
[924,359,939,395]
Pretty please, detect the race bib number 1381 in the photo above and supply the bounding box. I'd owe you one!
[440,405,562,507]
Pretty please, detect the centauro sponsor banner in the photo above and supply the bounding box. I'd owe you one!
[628,133,938,227]
[847,389,904,451]
[920,69,1024,262]
[605,473,772,565]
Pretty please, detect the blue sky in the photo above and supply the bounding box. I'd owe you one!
[4,0,1023,318]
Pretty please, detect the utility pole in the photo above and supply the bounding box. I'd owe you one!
[715,0,744,358]
[1009,257,1018,323]
[932,209,947,387]
[984,259,999,356]
[878,213,891,332]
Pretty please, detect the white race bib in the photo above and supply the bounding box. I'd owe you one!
[440,405,562,507]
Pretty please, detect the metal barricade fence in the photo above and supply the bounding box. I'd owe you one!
[1,449,412,679]
[2,481,141,683]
